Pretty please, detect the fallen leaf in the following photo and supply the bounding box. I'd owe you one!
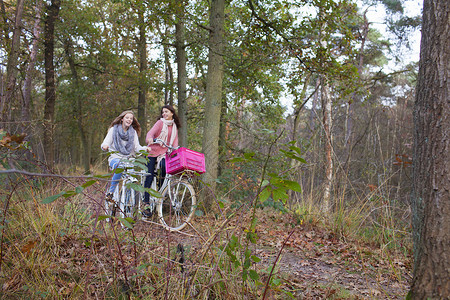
[21,240,38,255]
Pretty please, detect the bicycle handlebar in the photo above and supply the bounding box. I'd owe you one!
[153,138,180,152]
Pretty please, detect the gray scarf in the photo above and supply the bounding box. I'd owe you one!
[113,124,135,155]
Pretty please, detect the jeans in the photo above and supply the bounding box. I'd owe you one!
[143,157,166,204]
[108,158,122,194]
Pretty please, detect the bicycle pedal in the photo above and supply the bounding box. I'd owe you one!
[105,193,115,203]
[142,208,153,218]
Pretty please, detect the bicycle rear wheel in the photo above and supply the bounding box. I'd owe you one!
[158,179,196,231]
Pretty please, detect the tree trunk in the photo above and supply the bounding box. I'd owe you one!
[161,25,173,105]
[291,73,311,141]
[0,0,11,46]
[202,0,225,209]
[22,0,43,134]
[321,78,333,213]
[345,11,368,163]
[309,78,320,135]
[137,6,147,144]
[1,0,24,126]
[64,38,90,174]
[175,1,188,147]
[42,0,61,169]
[237,97,245,150]
[217,98,227,178]
[289,74,311,206]
[410,0,450,297]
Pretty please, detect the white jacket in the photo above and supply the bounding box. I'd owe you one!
[101,127,147,165]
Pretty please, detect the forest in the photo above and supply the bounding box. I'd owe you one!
[1,0,449,299]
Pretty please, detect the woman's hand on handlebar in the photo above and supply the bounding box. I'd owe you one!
[102,145,109,151]
[151,138,179,151]
[153,138,164,145]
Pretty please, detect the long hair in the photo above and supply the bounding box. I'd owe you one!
[110,110,142,136]
[159,105,181,128]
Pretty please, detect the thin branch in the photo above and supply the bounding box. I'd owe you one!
[247,0,312,72]
[369,68,413,85]
[262,229,295,299]
[293,79,321,116]
[0,168,110,181]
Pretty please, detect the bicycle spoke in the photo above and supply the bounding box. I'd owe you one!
[158,180,196,231]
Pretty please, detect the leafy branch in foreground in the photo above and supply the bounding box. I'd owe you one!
[220,131,307,297]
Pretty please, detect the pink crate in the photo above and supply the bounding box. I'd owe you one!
[165,147,206,175]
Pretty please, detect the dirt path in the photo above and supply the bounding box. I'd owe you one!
[135,210,412,299]
[258,248,410,299]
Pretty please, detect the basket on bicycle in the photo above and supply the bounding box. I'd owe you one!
[165,147,206,175]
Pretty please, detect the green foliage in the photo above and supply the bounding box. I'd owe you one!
[379,0,404,14]
[41,180,102,204]
[279,143,307,164]
[228,152,256,163]
[388,15,422,43]
[117,216,134,229]
[261,173,302,204]
[218,231,263,285]
[41,191,67,204]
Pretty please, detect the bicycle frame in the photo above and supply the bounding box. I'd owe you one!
[106,141,197,231]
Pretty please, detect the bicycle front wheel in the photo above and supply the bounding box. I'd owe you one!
[119,184,138,219]
[105,183,122,218]
[158,179,196,231]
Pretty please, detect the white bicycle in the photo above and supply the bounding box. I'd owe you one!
[105,142,198,232]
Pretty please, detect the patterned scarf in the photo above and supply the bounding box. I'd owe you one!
[113,124,135,155]
[157,118,177,147]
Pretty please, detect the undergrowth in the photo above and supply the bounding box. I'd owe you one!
[0,135,412,299]
[0,174,287,299]
[0,173,412,299]
[292,190,412,258]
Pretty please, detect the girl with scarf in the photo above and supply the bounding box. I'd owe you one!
[101,110,149,199]
[142,105,180,216]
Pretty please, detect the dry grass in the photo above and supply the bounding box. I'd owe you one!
[0,171,412,299]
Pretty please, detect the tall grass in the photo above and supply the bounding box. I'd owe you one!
[291,182,412,257]
[0,153,412,299]
[0,173,295,299]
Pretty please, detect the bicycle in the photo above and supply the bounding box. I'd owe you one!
[104,157,146,225]
[105,140,200,232]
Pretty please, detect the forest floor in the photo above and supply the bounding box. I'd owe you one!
[133,208,412,299]
[1,196,412,299]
